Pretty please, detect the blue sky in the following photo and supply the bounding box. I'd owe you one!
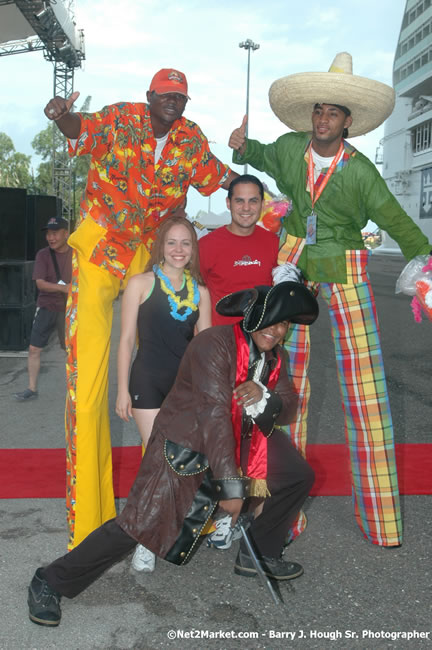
[0,0,407,218]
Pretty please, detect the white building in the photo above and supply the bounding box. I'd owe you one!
[380,0,432,252]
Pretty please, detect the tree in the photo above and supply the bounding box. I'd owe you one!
[0,133,32,188]
[31,95,92,218]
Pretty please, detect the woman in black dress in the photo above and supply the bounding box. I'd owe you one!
[115,216,211,571]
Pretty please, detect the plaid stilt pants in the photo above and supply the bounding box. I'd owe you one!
[283,249,402,546]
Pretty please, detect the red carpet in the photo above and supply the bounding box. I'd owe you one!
[0,444,431,498]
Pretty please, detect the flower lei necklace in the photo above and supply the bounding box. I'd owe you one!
[153,264,199,321]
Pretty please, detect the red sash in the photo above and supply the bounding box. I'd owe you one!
[231,323,281,496]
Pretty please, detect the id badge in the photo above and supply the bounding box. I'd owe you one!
[305,212,317,245]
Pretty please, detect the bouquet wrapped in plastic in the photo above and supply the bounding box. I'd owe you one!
[258,189,292,235]
[395,255,432,323]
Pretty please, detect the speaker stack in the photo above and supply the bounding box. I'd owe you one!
[0,188,60,350]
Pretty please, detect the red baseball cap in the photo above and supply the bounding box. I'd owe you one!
[149,68,190,99]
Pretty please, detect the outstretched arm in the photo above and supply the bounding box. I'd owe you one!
[44,91,81,139]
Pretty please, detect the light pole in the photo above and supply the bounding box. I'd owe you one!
[239,38,260,173]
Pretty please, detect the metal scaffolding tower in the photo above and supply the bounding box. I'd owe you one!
[0,0,85,220]
[51,59,75,221]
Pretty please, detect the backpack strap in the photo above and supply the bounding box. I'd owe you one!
[49,247,62,282]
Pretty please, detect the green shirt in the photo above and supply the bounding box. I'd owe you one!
[233,132,431,283]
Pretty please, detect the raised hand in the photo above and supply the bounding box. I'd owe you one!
[44,91,80,121]
[228,114,247,154]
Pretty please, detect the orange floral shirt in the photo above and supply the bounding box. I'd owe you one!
[69,102,230,278]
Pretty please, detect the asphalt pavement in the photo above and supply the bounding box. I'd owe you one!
[0,252,431,650]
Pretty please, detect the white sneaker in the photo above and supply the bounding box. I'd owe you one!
[131,544,155,572]
[206,514,243,550]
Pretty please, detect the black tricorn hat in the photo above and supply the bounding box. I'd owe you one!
[216,281,319,332]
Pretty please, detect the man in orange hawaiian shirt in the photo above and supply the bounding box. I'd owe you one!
[44,68,237,550]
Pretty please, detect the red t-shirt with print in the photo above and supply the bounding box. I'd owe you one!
[199,225,278,325]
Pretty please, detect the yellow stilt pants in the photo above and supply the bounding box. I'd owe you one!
[65,245,148,549]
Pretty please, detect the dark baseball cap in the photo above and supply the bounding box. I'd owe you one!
[42,216,69,231]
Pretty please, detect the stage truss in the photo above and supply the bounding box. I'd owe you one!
[0,0,85,220]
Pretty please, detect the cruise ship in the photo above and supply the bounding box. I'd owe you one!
[379,0,432,251]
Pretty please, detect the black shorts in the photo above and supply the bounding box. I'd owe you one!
[30,307,66,349]
[129,358,177,409]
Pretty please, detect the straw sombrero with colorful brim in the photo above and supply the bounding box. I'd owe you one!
[268,52,395,137]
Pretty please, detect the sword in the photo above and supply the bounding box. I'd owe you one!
[239,522,283,606]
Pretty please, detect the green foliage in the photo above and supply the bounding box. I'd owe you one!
[31,95,92,219]
[0,94,93,222]
[0,132,32,188]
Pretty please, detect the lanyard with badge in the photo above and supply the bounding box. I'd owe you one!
[305,140,344,245]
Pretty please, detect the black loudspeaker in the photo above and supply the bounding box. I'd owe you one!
[0,259,36,350]
[26,194,62,260]
[0,187,28,260]
[0,260,35,306]
[0,304,35,351]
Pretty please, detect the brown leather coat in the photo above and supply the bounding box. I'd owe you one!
[117,325,298,564]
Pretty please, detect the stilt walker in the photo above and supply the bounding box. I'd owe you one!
[228,52,432,546]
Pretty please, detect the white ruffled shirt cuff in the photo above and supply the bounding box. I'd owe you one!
[244,380,270,419]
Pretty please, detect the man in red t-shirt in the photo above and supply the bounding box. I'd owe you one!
[199,175,279,326]
[14,217,72,402]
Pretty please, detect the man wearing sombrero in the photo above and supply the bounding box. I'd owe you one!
[27,282,318,627]
[229,52,432,548]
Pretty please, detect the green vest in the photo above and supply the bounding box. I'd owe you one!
[233,132,430,283]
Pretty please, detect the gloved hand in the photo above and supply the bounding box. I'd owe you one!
[272,262,304,285]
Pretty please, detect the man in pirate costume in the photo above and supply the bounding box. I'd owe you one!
[27,281,318,627]
[229,52,432,548]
